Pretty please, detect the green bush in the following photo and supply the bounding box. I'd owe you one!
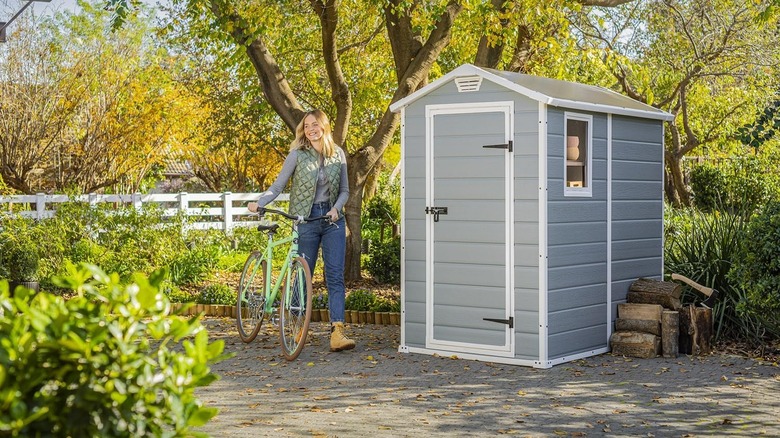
[729,201,780,337]
[168,246,221,287]
[0,264,230,436]
[0,224,40,283]
[197,283,235,305]
[664,205,766,343]
[369,295,396,312]
[690,156,780,213]
[345,289,374,311]
[690,163,729,212]
[366,238,401,285]
[162,281,195,303]
[313,292,329,309]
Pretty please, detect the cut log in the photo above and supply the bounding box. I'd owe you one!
[627,291,682,310]
[610,331,660,358]
[629,277,682,299]
[661,310,679,358]
[617,303,663,322]
[615,318,661,336]
[678,305,712,355]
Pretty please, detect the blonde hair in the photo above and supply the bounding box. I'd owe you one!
[290,109,337,157]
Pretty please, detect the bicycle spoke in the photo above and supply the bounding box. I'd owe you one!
[237,252,268,343]
[280,256,313,360]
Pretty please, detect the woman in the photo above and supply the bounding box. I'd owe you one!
[248,109,355,352]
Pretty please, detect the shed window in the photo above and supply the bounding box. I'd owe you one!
[564,113,592,196]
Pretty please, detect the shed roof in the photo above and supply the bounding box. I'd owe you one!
[390,64,674,121]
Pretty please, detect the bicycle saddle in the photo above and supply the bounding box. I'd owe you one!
[257,223,280,232]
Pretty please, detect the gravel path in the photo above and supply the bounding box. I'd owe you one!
[196,318,780,437]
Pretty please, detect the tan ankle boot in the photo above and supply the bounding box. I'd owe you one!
[330,322,356,352]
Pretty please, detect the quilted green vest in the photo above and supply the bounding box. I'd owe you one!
[288,147,342,217]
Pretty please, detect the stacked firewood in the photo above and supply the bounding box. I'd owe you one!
[610,277,711,358]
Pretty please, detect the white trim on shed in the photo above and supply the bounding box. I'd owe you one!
[390,64,674,122]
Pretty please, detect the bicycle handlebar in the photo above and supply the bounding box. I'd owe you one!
[258,206,333,224]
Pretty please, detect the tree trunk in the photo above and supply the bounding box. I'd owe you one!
[665,149,690,207]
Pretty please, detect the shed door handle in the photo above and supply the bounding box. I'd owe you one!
[483,317,514,329]
[482,140,513,152]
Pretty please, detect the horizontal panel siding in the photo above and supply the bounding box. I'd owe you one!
[611,200,662,220]
[548,304,608,335]
[612,219,662,240]
[548,263,607,291]
[515,268,539,297]
[548,242,607,267]
[433,325,505,346]
[611,239,662,261]
[548,325,608,358]
[434,222,505,244]
[548,284,608,310]
[434,178,505,200]
[611,117,664,144]
[611,181,663,200]
[434,241,505,265]
[611,160,663,181]
[434,262,505,287]
[548,201,607,223]
[548,222,606,245]
[515,333,540,360]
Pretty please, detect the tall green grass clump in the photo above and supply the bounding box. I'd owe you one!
[664,202,775,345]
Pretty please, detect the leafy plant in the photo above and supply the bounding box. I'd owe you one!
[366,238,401,285]
[0,216,41,283]
[369,295,396,312]
[0,263,230,437]
[163,281,195,303]
[312,292,329,310]
[197,283,235,305]
[168,246,221,286]
[345,289,374,312]
[664,204,762,343]
[729,201,780,338]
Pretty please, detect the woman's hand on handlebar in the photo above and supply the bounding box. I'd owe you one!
[326,207,340,222]
[247,202,264,215]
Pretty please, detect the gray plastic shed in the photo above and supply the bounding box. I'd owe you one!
[389,64,674,368]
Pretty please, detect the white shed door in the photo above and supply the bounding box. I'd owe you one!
[425,102,514,357]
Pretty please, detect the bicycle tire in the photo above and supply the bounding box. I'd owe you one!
[237,251,268,343]
[279,256,313,360]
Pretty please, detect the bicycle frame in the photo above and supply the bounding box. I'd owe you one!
[255,222,302,315]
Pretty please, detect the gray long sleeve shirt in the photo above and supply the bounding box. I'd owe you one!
[256,147,349,212]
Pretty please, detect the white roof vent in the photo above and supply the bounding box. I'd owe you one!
[455,75,482,92]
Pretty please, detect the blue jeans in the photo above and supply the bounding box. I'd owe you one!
[297,202,346,323]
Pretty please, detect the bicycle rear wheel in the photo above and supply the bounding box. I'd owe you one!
[279,256,313,360]
[237,251,268,343]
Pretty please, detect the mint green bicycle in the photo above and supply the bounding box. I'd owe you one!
[236,207,328,360]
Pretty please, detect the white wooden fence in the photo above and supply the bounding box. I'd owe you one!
[0,192,289,231]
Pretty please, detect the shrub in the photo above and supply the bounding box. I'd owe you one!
[313,292,329,310]
[729,201,780,337]
[197,283,236,305]
[369,295,396,312]
[163,282,195,303]
[664,205,764,343]
[168,245,221,287]
[0,264,229,436]
[689,163,728,212]
[345,289,374,311]
[366,238,401,285]
[0,232,40,283]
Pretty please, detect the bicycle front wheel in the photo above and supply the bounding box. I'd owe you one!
[279,256,313,360]
[237,251,268,343]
